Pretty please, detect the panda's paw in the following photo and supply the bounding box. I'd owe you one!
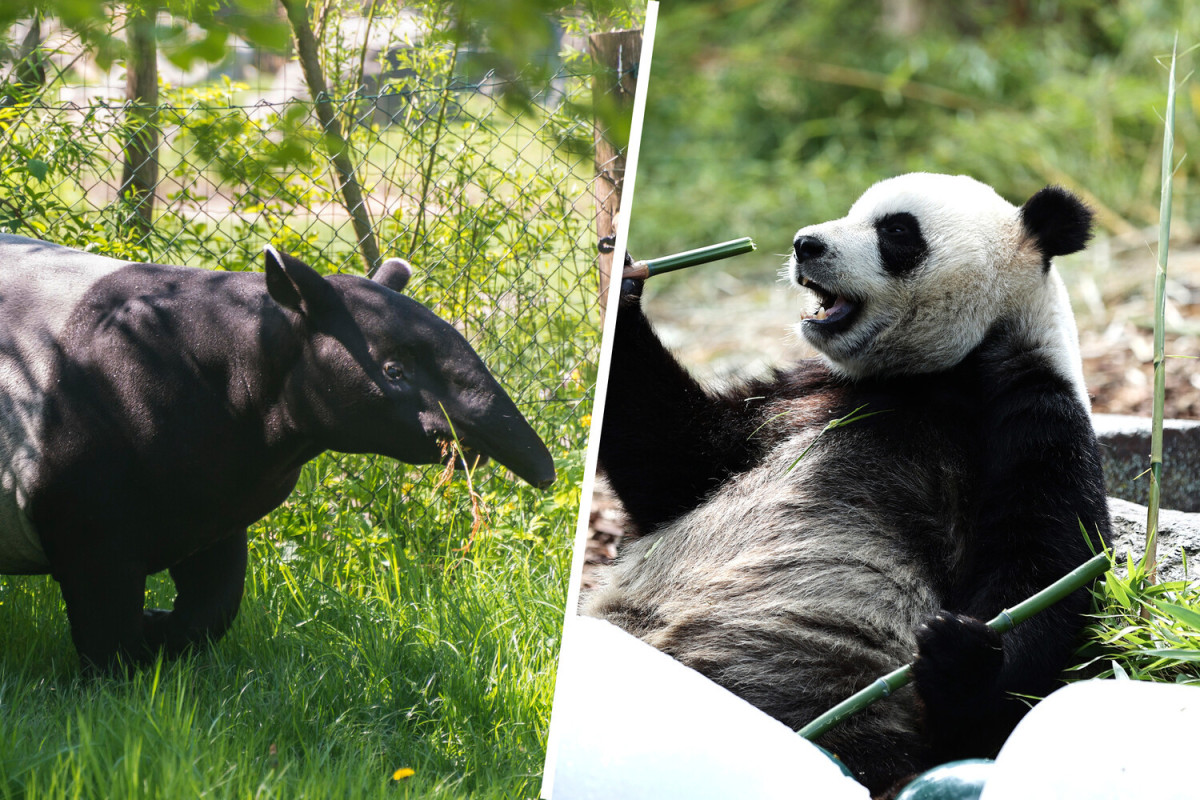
[912,611,1003,707]
[142,608,172,648]
[619,276,644,307]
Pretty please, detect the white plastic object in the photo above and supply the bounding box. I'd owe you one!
[980,679,1200,800]
[543,615,870,800]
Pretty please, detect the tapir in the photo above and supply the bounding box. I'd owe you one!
[0,233,556,672]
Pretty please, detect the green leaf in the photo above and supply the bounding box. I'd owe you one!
[26,159,49,182]
[1104,575,1132,607]
[1140,649,1200,662]
[1154,601,1200,632]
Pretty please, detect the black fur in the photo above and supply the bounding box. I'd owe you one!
[875,212,928,275]
[595,288,1109,794]
[1020,186,1094,269]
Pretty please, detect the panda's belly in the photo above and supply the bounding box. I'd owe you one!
[586,422,966,729]
[0,235,132,573]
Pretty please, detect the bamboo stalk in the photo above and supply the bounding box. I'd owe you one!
[798,552,1111,742]
[622,237,756,280]
[1145,39,1177,588]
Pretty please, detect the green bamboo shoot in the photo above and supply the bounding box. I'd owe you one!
[623,237,756,279]
[1145,39,1177,586]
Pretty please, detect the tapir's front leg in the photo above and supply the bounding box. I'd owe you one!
[55,558,150,673]
[143,529,248,657]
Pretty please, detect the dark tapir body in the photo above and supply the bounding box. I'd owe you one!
[0,234,555,671]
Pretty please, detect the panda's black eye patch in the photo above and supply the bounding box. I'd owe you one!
[875,212,927,275]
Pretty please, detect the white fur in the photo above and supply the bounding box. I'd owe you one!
[786,173,1090,408]
[0,234,132,572]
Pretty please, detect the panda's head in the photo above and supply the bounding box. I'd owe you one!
[787,173,1094,383]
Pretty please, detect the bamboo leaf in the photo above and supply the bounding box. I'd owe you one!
[1104,574,1132,607]
[1154,601,1200,632]
[786,404,891,473]
[1139,649,1200,662]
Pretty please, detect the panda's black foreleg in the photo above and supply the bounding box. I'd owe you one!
[912,367,1107,761]
[599,280,765,534]
[913,589,1088,762]
[143,528,248,658]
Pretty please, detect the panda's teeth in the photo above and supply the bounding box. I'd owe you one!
[814,307,827,320]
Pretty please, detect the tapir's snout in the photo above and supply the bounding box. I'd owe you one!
[327,268,559,490]
[450,382,557,490]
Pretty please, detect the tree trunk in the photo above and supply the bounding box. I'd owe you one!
[280,0,382,274]
[120,1,159,239]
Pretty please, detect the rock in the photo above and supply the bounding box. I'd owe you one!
[1106,497,1200,583]
[1092,414,1200,513]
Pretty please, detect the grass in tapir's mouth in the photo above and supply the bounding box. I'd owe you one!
[797,274,860,332]
[437,437,487,472]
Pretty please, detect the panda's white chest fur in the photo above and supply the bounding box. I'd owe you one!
[592,399,969,674]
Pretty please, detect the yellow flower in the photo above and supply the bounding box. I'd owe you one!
[392,767,415,781]
[580,414,592,427]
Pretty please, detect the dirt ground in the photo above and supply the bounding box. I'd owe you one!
[582,233,1200,590]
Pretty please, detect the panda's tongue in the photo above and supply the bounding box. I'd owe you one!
[805,294,853,323]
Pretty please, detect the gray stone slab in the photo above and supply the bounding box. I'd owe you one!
[1106,496,1200,583]
[1093,414,1200,513]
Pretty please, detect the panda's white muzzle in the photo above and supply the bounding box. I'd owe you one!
[791,235,862,335]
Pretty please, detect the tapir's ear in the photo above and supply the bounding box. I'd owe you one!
[1020,186,1094,270]
[264,245,333,315]
[374,257,413,293]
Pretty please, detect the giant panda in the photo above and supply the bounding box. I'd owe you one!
[585,173,1111,795]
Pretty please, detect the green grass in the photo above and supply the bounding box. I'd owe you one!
[0,448,582,799]
[0,22,599,800]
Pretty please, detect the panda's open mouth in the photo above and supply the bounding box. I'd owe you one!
[797,275,860,334]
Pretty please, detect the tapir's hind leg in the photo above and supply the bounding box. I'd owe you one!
[143,529,248,657]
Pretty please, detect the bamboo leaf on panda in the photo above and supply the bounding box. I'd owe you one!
[785,404,892,473]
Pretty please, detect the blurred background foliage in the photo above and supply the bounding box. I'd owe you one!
[630,0,1197,266]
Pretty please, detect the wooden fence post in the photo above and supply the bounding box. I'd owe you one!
[589,28,642,313]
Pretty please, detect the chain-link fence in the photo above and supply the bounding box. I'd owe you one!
[0,50,611,544]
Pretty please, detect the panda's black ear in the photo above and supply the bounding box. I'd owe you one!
[1020,186,1094,268]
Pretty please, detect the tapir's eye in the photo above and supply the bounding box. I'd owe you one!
[383,362,406,382]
